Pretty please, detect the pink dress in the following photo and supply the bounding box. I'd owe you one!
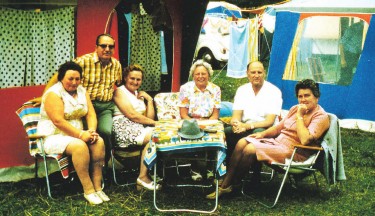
[245,105,330,163]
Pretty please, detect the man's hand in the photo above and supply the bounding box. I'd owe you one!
[232,120,246,134]
[28,97,42,106]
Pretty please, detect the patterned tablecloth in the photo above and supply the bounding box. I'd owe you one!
[144,120,227,176]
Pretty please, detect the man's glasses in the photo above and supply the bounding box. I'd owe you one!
[98,44,115,49]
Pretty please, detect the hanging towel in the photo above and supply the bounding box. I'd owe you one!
[160,31,168,74]
[227,19,250,78]
[124,13,132,64]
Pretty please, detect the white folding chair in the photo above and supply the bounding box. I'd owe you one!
[242,113,339,208]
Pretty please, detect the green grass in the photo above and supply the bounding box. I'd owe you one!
[211,68,248,102]
[1,129,374,215]
[1,71,374,215]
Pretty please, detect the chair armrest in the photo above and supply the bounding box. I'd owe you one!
[28,134,45,139]
[293,144,323,151]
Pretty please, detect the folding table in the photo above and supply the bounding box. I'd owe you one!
[144,119,226,213]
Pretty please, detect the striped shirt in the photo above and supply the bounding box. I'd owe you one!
[74,52,122,102]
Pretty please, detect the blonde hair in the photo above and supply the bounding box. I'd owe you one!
[189,59,214,77]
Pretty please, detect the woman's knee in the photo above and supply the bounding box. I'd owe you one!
[90,138,105,157]
[242,143,256,156]
[66,140,89,156]
[234,138,248,152]
[142,132,152,145]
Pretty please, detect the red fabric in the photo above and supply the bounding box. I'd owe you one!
[0,86,44,168]
[0,0,121,169]
[166,0,183,92]
[76,0,120,58]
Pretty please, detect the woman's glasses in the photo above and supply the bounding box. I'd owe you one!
[98,44,115,49]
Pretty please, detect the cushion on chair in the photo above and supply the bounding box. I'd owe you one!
[154,92,181,120]
[219,101,233,117]
[283,154,317,174]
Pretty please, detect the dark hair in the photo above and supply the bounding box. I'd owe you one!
[57,61,83,81]
[120,64,145,85]
[95,34,115,46]
[295,79,320,98]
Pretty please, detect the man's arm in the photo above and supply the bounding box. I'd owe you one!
[28,73,58,106]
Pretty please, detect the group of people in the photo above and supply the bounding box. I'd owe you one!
[32,33,330,205]
[34,34,159,205]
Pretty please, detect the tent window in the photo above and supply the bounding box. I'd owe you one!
[282,16,368,86]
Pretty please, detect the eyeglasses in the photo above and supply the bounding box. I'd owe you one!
[98,44,115,49]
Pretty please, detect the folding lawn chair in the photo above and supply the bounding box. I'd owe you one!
[16,101,75,199]
[242,113,339,208]
[110,143,142,186]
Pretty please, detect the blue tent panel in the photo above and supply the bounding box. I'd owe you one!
[268,9,375,121]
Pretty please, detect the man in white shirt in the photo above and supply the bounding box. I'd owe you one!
[225,61,282,162]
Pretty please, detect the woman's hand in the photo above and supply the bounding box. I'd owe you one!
[297,104,308,118]
[137,91,153,102]
[80,130,99,144]
[248,132,264,139]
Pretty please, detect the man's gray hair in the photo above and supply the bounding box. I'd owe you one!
[189,59,214,77]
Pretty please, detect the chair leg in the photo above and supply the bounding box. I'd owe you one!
[41,155,53,199]
[110,149,136,186]
[313,172,320,190]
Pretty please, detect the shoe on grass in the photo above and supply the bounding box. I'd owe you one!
[191,170,203,181]
[206,185,233,200]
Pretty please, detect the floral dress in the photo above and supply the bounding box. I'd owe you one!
[112,86,154,147]
[178,81,221,118]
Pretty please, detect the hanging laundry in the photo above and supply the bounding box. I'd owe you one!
[124,13,132,64]
[130,4,161,91]
[249,17,259,63]
[160,31,168,74]
[227,19,250,78]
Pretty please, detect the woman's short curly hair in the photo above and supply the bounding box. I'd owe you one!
[189,59,214,77]
[295,79,321,98]
[57,61,83,81]
[119,64,144,86]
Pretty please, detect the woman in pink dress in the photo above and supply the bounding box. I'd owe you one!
[206,79,330,199]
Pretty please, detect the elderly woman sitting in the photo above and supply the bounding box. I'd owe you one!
[37,61,108,205]
[207,79,330,199]
[112,64,161,190]
[178,59,221,181]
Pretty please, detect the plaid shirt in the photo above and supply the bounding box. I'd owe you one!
[74,52,122,102]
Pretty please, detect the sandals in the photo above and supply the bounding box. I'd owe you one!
[136,178,162,191]
[206,185,233,200]
[191,170,203,181]
[84,192,103,205]
[96,190,110,202]
[84,191,110,205]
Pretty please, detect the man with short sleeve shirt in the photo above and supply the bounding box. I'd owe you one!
[225,61,282,160]
[30,34,122,163]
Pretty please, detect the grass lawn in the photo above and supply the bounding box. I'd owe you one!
[1,70,374,215]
